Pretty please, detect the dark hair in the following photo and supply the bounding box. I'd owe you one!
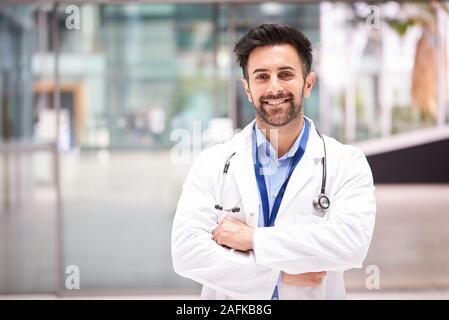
[234,24,313,80]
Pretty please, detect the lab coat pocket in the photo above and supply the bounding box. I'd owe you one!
[295,203,331,224]
[295,202,329,224]
[295,214,325,225]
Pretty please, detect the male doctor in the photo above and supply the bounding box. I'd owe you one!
[171,24,376,300]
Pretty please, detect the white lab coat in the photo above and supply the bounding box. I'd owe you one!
[171,117,376,300]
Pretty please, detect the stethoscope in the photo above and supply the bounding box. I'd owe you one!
[214,126,330,214]
[313,128,330,210]
[214,152,241,213]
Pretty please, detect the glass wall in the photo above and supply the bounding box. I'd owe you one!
[33,4,230,151]
[0,3,59,293]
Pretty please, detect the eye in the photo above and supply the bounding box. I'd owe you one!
[255,73,269,80]
[279,72,294,79]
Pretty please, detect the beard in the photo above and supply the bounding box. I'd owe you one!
[253,86,305,127]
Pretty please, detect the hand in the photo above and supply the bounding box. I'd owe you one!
[212,217,254,252]
[281,271,327,287]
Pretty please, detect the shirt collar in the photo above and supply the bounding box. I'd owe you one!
[254,121,305,161]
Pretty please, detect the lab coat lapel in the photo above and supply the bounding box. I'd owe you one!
[230,121,260,226]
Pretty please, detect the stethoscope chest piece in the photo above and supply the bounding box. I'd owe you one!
[314,193,330,210]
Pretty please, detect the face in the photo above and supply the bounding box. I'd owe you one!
[241,44,316,128]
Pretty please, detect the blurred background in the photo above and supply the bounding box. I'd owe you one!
[0,0,448,299]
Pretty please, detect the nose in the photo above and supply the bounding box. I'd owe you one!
[267,76,284,95]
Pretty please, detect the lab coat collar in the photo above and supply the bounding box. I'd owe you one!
[254,120,305,162]
[233,116,324,159]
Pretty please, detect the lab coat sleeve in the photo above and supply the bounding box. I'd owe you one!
[252,146,376,274]
[171,146,279,299]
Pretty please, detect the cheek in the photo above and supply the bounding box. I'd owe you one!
[247,88,263,102]
[290,82,304,94]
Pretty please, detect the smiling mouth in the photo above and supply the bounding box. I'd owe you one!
[263,98,291,106]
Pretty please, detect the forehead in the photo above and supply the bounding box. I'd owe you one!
[247,44,303,73]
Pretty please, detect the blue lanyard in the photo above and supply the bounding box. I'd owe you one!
[254,120,310,227]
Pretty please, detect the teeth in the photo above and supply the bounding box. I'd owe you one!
[265,99,288,105]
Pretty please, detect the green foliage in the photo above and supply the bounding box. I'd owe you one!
[386,18,416,37]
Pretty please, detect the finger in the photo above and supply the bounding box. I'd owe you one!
[308,272,325,279]
[223,216,242,225]
[310,277,322,287]
[212,225,221,236]
[220,216,231,224]
[315,273,324,281]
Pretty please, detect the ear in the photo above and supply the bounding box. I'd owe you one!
[303,71,316,98]
[240,77,253,103]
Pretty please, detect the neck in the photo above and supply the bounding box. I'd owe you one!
[256,116,304,158]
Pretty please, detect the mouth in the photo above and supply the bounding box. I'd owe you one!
[262,98,291,106]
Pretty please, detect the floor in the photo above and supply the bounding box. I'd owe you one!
[1,289,449,300]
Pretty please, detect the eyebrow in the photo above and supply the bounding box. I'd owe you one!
[252,66,296,74]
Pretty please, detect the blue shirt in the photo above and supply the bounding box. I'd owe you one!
[252,123,305,227]
[251,122,306,299]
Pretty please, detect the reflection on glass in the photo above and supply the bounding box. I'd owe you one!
[52,4,229,150]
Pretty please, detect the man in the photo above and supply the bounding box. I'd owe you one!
[172,24,376,299]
